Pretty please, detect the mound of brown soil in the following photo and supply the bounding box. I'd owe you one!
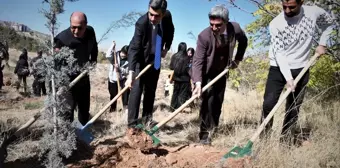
[66,137,239,168]
[125,129,154,152]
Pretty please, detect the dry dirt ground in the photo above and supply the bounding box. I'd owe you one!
[2,49,338,168]
[0,49,248,168]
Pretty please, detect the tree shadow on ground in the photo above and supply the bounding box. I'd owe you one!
[141,148,169,157]
[158,116,259,144]
[4,157,45,168]
[64,140,96,165]
[293,127,312,147]
[87,119,112,138]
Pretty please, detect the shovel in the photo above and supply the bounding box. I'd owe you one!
[0,70,89,167]
[136,67,231,146]
[220,52,320,161]
[75,64,153,145]
[112,41,124,111]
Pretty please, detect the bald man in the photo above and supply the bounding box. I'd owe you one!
[54,11,98,125]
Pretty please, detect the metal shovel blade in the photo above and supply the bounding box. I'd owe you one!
[135,124,161,146]
[222,141,253,159]
[75,121,94,145]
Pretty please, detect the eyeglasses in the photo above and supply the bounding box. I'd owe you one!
[210,23,223,27]
[71,26,83,30]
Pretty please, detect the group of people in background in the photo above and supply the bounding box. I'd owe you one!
[4,48,47,97]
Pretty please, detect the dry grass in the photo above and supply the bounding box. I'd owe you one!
[84,75,340,167]
[1,48,339,167]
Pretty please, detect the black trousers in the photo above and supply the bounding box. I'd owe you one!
[262,66,309,136]
[170,81,192,110]
[63,75,91,126]
[16,75,27,92]
[32,76,46,96]
[108,79,130,112]
[128,66,160,127]
[199,75,227,140]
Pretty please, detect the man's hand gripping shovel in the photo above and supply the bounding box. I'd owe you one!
[136,67,231,146]
[220,52,320,164]
[75,64,153,145]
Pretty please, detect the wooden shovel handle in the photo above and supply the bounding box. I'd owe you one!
[155,68,230,129]
[169,71,174,83]
[86,64,153,125]
[14,70,89,136]
[112,41,124,108]
[249,52,320,142]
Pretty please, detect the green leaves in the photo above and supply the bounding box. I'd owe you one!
[308,55,340,91]
[245,3,281,48]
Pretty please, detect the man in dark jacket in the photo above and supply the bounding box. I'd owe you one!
[191,5,248,145]
[54,11,98,125]
[125,0,174,134]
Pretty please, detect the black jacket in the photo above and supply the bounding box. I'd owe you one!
[128,10,175,71]
[14,54,29,76]
[54,26,98,66]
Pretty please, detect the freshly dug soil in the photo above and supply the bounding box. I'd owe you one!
[65,137,249,168]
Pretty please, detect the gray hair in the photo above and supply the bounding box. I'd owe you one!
[149,0,167,14]
[208,5,229,22]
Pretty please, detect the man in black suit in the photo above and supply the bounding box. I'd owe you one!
[126,0,174,135]
[54,11,98,125]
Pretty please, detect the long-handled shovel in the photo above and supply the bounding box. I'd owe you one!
[75,64,153,145]
[0,70,89,167]
[136,67,231,146]
[112,41,124,111]
[220,52,320,161]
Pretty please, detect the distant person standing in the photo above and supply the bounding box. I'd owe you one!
[14,48,30,93]
[54,11,98,125]
[0,62,4,90]
[169,42,192,111]
[187,47,195,68]
[30,50,46,97]
[106,43,130,112]
[0,41,9,90]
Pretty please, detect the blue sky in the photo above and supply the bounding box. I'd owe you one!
[0,0,258,53]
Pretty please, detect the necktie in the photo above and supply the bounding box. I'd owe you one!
[154,24,162,70]
[220,34,227,46]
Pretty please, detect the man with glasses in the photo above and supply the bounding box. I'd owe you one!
[54,11,98,126]
[261,0,334,143]
[125,0,174,136]
[191,5,248,145]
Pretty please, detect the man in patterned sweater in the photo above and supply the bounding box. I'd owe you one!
[261,0,334,142]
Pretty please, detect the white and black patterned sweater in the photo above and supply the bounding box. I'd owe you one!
[269,5,334,81]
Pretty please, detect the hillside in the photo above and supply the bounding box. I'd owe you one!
[0,20,49,52]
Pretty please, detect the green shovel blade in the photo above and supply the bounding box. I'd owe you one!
[135,124,161,146]
[222,141,253,159]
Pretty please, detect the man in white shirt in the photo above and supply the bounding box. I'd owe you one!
[262,0,334,142]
